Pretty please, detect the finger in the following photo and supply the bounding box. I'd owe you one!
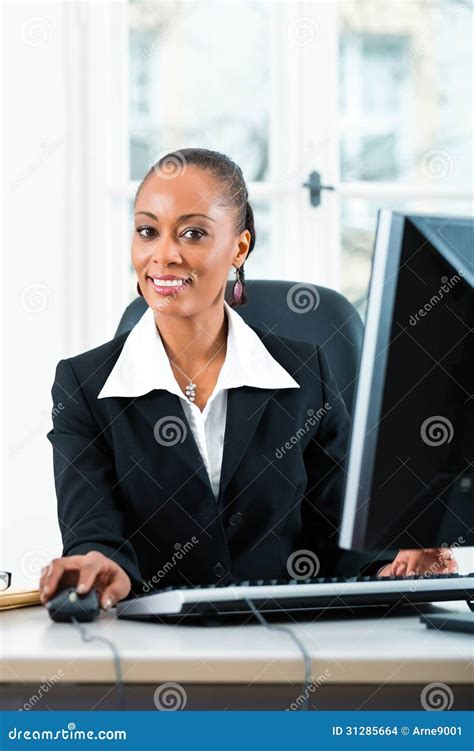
[438,547,454,560]
[39,557,83,603]
[433,554,458,574]
[99,577,127,610]
[395,561,407,576]
[405,550,423,576]
[445,557,459,573]
[38,561,55,592]
[75,558,106,595]
[393,549,412,575]
[99,566,132,610]
[437,548,456,570]
[39,559,65,602]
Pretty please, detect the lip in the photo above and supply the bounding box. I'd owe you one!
[147,275,192,297]
[148,274,191,281]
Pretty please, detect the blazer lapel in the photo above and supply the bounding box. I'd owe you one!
[132,390,213,494]
[217,386,272,505]
[130,387,273,505]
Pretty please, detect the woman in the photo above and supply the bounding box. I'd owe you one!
[40,149,457,610]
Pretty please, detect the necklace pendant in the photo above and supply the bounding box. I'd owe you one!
[185,382,197,402]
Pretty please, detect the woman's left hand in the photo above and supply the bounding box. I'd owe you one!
[378,547,458,577]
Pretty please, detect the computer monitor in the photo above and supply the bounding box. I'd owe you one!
[339,210,473,556]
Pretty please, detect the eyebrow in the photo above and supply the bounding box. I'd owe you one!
[135,211,216,223]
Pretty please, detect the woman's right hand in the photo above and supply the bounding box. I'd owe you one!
[39,550,132,610]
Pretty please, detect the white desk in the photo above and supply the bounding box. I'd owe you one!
[0,599,472,710]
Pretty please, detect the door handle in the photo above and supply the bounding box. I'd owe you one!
[302,170,335,207]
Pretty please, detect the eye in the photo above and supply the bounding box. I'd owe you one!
[181,228,206,241]
[136,226,157,239]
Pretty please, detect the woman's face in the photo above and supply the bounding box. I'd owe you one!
[131,165,250,316]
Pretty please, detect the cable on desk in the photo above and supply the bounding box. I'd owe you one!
[71,617,125,710]
[241,595,314,711]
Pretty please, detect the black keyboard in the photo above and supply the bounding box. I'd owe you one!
[116,573,474,621]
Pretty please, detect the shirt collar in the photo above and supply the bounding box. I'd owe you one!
[97,299,300,400]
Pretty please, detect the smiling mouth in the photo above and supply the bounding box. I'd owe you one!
[147,276,192,287]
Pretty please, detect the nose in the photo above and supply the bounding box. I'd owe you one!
[150,232,183,267]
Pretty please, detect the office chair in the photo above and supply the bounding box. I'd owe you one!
[114,280,363,416]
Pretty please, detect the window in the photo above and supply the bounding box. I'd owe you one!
[339,0,473,315]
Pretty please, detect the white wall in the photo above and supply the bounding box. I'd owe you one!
[2,2,68,589]
[1,0,131,591]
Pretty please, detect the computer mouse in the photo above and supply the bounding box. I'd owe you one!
[46,586,100,623]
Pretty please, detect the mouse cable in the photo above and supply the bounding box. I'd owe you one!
[241,596,313,711]
[71,616,125,711]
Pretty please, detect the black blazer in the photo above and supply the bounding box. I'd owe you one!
[46,323,390,595]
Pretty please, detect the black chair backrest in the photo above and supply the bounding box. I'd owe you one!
[114,280,363,416]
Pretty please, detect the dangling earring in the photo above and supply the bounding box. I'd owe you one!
[232,266,243,304]
[137,281,143,297]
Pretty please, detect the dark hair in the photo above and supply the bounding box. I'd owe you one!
[134,148,256,306]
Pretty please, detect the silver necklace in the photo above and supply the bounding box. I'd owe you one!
[169,339,227,403]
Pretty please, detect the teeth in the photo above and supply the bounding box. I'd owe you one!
[151,278,186,287]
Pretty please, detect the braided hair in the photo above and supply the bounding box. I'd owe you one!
[134,148,256,306]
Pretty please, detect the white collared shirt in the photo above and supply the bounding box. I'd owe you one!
[98,300,300,499]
